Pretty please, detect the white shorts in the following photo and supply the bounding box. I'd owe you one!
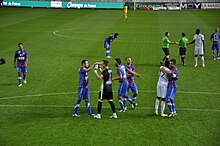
[194,46,204,55]
[157,83,168,98]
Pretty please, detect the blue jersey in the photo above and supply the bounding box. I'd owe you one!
[168,66,178,88]
[104,35,116,47]
[125,65,135,84]
[117,65,127,83]
[78,67,89,88]
[210,32,220,44]
[14,49,28,67]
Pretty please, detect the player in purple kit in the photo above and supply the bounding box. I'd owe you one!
[166,59,178,118]
[104,33,119,58]
[72,60,97,117]
[210,28,220,60]
[112,58,136,112]
[124,57,141,109]
[14,43,28,87]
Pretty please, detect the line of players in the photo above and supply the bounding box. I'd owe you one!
[12,28,220,87]
[161,28,220,68]
[72,57,141,119]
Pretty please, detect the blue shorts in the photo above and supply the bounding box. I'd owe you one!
[212,43,220,50]
[104,41,110,50]
[78,87,90,100]
[166,87,177,99]
[128,82,138,93]
[118,82,128,96]
[16,66,27,73]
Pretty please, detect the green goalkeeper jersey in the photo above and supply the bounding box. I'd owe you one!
[179,37,188,48]
[162,36,170,48]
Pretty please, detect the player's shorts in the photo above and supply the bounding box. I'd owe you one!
[128,82,138,93]
[194,47,204,55]
[166,87,177,99]
[179,47,186,55]
[162,48,170,55]
[104,41,110,50]
[212,43,220,50]
[118,82,128,96]
[99,90,113,100]
[16,66,27,73]
[157,83,168,98]
[78,87,90,100]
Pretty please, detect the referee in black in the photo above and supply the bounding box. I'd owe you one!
[93,60,117,119]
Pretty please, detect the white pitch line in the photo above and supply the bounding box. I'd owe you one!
[0,90,220,101]
[52,29,156,43]
[0,104,219,112]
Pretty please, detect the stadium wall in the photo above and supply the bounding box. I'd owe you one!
[125,1,220,10]
[2,0,220,10]
[2,0,124,9]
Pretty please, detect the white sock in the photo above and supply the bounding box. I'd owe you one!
[161,101,165,115]
[155,98,160,113]
[201,56,205,65]
[195,56,198,65]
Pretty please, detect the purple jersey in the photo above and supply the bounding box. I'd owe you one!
[14,49,28,67]
[210,32,220,44]
[78,67,89,88]
[104,35,116,46]
[125,64,135,84]
[168,66,178,88]
[117,65,127,83]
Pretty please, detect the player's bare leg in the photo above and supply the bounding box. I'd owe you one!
[23,73,27,84]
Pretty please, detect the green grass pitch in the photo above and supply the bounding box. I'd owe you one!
[0,7,220,146]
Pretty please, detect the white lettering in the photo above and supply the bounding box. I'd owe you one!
[195,3,200,9]
[67,2,83,8]
[181,3,188,9]
[88,4,96,8]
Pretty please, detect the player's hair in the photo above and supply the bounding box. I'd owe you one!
[215,28,219,32]
[81,60,88,65]
[170,59,176,65]
[182,33,186,37]
[165,32,169,36]
[18,42,23,46]
[114,33,119,36]
[102,60,109,66]
[165,60,170,68]
[0,58,6,65]
[115,58,121,65]
[125,57,131,61]
[196,29,200,34]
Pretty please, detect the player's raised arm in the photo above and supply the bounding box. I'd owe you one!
[160,66,171,74]
[94,64,103,80]
[85,62,99,72]
[188,40,195,44]
[126,68,141,77]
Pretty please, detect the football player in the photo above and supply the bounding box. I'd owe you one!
[210,28,220,60]
[189,29,205,67]
[72,60,98,117]
[160,32,178,65]
[93,60,117,119]
[112,58,136,112]
[14,43,28,87]
[104,33,119,58]
[166,59,178,118]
